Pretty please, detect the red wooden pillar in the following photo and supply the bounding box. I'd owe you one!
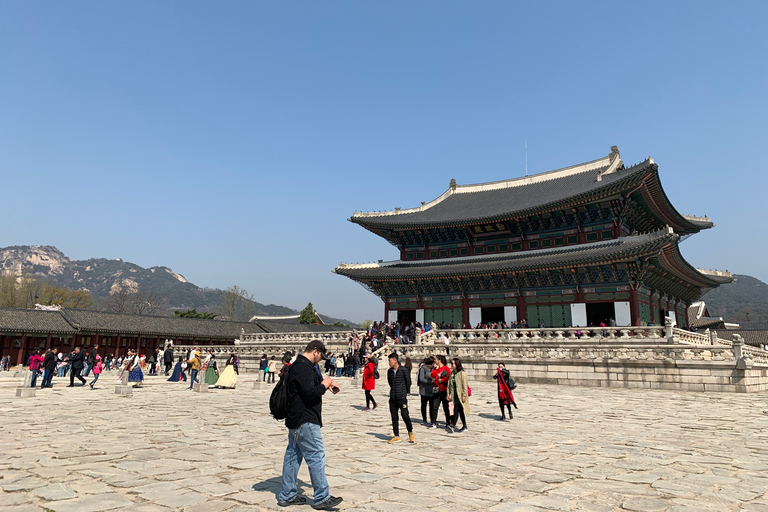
[16,334,27,366]
[516,295,527,325]
[461,297,470,327]
[629,289,641,326]
[384,301,390,323]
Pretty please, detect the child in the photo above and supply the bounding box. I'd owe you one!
[89,355,103,389]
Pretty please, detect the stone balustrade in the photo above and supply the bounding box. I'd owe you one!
[242,331,358,345]
[426,326,665,344]
[671,327,712,345]
[172,325,768,393]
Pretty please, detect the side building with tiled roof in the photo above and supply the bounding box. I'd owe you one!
[335,147,733,329]
[0,308,344,366]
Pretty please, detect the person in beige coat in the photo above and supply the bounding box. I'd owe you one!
[187,349,202,390]
[446,358,469,433]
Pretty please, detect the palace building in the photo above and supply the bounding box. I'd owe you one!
[335,147,733,329]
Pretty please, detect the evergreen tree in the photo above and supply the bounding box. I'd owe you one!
[299,302,319,324]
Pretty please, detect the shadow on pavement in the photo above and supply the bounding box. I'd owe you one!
[478,413,511,421]
[365,432,391,440]
[252,477,311,497]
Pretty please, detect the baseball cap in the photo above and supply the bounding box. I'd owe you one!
[305,340,328,360]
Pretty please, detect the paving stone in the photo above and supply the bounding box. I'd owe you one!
[621,497,670,511]
[32,483,77,500]
[1,505,47,512]
[607,472,661,484]
[519,495,572,511]
[153,490,207,508]
[1,378,767,511]
[0,492,35,506]
[45,493,135,512]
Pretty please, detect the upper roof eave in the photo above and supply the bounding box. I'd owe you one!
[349,150,629,229]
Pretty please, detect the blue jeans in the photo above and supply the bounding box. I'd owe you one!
[42,369,54,388]
[279,423,329,504]
[30,370,39,388]
[90,373,100,386]
[189,369,199,388]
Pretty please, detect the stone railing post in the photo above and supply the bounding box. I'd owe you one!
[732,334,743,359]
[732,333,755,370]
[708,329,717,346]
[665,316,674,344]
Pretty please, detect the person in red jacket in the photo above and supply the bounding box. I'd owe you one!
[431,355,451,429]
[28,348,45,388]
[362,355,378,411]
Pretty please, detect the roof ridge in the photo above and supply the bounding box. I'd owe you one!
[351,149,620,220]
[58,308,80,329]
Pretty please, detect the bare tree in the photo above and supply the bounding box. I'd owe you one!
[103,288,132,313]
[131,286,168,315]
[103,284,168,315]
[217,285,256,322]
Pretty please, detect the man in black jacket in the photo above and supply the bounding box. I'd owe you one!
[41,347,58,388]
[163,345,174,375]
[386,352,414,444]
[84,344,98,377]
[66,347,86,387]
[278,340,342,510]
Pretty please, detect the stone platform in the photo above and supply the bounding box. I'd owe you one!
[0,371,766,511]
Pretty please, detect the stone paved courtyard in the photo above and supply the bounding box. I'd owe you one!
[0,371,767,512]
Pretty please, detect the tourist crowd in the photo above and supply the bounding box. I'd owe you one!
[274,338,519,510]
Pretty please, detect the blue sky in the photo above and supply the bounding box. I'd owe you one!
[1,2,766,323]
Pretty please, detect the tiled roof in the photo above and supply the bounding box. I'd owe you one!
[62,309,266,338]
[691,318,726,329]
[351,155,642,228]
[717,330,768,348]
[0,308,347,339]
[0,308,76,334]
[336,229,676,280]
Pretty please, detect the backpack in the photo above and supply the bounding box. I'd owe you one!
[373,366,380,380]
[270,370,290,420]
[506,378,517,391]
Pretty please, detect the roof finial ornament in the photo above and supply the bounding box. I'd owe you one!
[449,179,457,191]
[610,145,620,162]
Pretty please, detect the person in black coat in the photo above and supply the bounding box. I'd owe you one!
[163,345,174,375]
[278,340,342,509]
[41,347,58,388]
[65,347,87,387]
[386,352,414,444]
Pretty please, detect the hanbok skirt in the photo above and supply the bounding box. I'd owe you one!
[215,365,237,388]
[168,363,187,382]
[204,366,218,385]
[128,367,144,382]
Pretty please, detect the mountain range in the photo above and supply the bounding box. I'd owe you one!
[0,245,357,326]
[1,245,765,330]
[700,274,768,329]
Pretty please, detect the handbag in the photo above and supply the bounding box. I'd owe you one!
[467,386,472,397]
